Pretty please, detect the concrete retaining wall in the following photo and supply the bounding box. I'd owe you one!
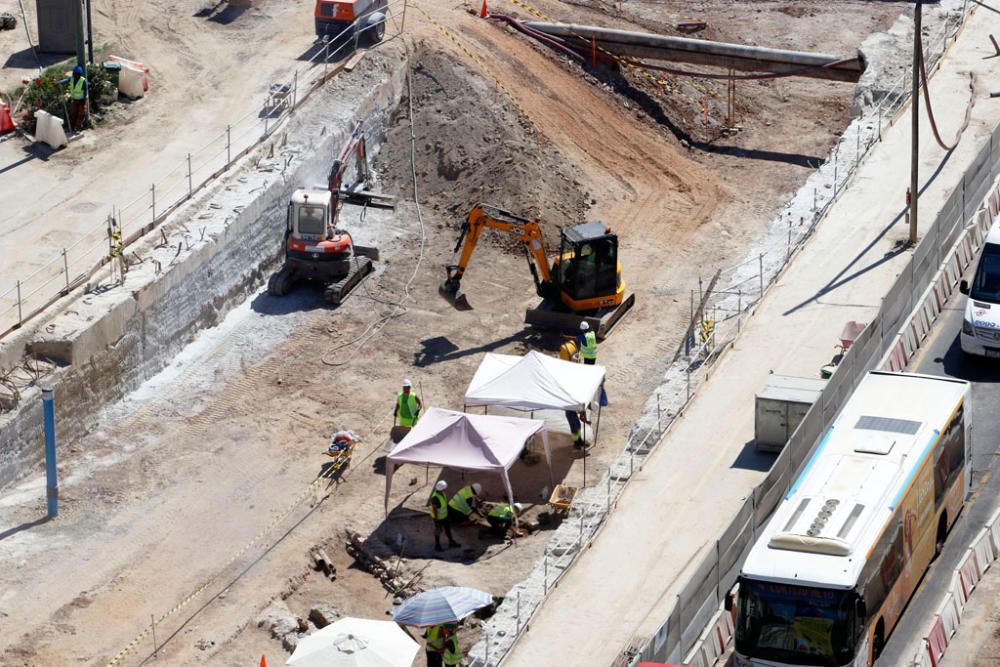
[0,49,407,489]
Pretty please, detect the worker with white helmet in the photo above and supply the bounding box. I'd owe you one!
[577,321,598,364]
[447,482,483,524]
[427,480,460,552]
[486,501,523,536]
[393,378,423,428]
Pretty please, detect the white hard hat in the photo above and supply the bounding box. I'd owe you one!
[579,321,590,331]
[402,379,413,388]
[472,483,482,495]
[513,502,524,513]
[435,480,448,491]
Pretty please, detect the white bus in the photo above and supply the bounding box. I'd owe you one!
[734,371,971,667]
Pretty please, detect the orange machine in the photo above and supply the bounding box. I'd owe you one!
[440,204,635,338]
[314,0,387,44]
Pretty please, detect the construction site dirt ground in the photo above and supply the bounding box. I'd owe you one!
[0,1,902,665]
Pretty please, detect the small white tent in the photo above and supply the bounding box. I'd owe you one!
[384,408,551,511]
[464,350,605,412]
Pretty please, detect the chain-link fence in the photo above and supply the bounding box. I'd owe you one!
[628,118,1000,667]
[0,0,409,339]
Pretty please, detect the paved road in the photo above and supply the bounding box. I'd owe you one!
[878,285,1000,664]
[503,4,1000,664]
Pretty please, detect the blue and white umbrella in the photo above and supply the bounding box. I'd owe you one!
[391,586,493,627]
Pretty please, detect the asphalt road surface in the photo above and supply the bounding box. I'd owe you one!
[878,291,1000,664]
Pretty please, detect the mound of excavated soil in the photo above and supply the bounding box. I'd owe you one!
[376,48,589,244]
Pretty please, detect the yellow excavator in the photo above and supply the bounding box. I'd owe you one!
[440,203,635,338]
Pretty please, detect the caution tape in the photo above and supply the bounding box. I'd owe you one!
[500,0,721,104]
[103,455,350,667]
[410,2,547,146]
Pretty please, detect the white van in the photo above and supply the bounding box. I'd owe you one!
[959,224,1000,358]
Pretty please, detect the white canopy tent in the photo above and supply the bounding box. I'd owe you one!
[464,350,606,412]
[384,407,551,511]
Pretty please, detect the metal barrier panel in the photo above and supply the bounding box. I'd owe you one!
[789,405,823,473]
[963,143,991,222]
[679,552,722,655]
[753,452,789,529]
[881,256,915,336]
[718,497,755,590]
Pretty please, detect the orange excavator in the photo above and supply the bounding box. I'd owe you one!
[440,203,635,338]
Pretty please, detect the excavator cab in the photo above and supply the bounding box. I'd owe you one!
[555,221,623,311]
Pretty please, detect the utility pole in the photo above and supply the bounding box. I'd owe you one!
[909,0,922,245]
[74,0,85,69]
[85,0,94,64]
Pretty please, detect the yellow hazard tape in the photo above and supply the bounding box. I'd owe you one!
[410,1,547,147]
[501,0,722,103]
[103,454,350,667]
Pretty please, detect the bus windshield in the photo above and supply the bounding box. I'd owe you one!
[970,242,1000,303]
[735,579,858,666]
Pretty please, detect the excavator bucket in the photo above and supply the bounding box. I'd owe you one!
[439,280,473,311]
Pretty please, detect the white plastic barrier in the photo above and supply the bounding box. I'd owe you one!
[971,527,996,576]
[988,507,1000,554]
[34,109,67,149]
[938,591,961,639]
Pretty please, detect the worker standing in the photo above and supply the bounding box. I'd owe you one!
[448,483,483,525]
[564,409,589,449]
[577,321,598,365]
[441,625,462,667]
[577,321,609,406]
[424,625,446,667]
[428,480,460,552]
[486,502,522,536]
[63,65,88,133]
[393,378,423,428]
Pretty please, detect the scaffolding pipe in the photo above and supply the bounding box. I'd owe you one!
[522,22,864,82]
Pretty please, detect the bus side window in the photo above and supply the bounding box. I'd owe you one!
[934,406,966,504]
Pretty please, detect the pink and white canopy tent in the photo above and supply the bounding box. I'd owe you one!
[384,407,551,511]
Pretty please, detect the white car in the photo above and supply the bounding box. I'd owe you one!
[960,225,1000,358]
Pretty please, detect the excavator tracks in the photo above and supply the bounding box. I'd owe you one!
[323,257,374,305]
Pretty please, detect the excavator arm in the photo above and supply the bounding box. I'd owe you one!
[441,204,554,308]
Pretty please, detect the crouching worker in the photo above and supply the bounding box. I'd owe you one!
[486,502,523,536]
[447,482,482,526]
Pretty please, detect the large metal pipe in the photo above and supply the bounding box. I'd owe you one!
[522,22,864,82]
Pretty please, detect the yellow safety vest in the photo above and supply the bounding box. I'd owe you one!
[426,625,445,651]
[488,503,514,520]
[580,331,597,361]
[428,490,448,520]
[448,486,476,516]
[397,392,420,427]
[443,635,462,666]
[70,76,86,100]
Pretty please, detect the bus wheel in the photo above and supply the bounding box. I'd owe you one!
[873,620,885,660]
[935,512,948,558]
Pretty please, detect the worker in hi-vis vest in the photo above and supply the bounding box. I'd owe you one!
[447,483,482,525]
[427,480,460,552]
[393,378,423,427]
[62,65,88,133]
[424,624,446,667]
[577,321,609,408]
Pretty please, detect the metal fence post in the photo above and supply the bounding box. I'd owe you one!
[16,279,22,326]
[323,37,330,76]
[62,248,69,292]
[758,253,764,296]
[833,145,839,195]
[737,289,742,332]
[291,71,298,112]
[187,153,193,198]
[226,125,232,165]
[151,183,156,222]
[543,552,548,593]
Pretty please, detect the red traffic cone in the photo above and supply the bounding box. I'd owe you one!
[479,0,489,18]
[260,656,267,667]
[0,102,14,135]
